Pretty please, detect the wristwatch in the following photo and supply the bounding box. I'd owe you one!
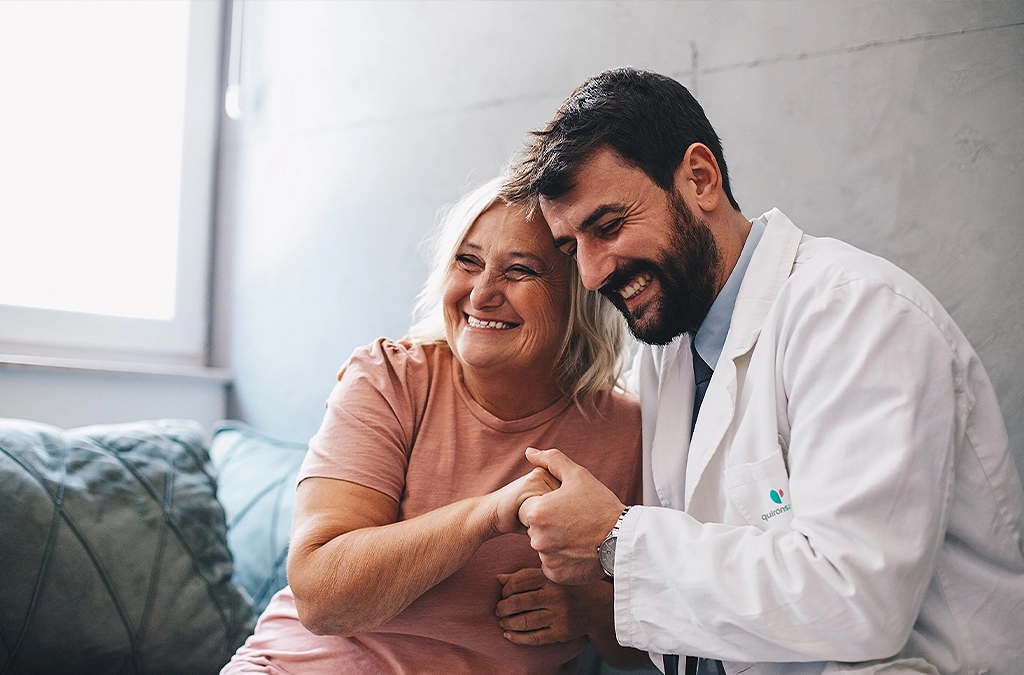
[598,506,632,579]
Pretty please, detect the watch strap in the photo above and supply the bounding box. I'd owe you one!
[609,505,631,538]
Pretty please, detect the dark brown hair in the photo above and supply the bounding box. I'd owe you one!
[502,68,740,212]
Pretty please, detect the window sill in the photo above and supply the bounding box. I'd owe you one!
[0,353,231,384]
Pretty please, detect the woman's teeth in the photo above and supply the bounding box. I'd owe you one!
[467,315,515,329]
[620,273,652,300]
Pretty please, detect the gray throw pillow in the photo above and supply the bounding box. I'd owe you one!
[0,418,256,675]
[209,421,307,613]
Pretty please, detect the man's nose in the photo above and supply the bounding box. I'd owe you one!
[575,242,614,291]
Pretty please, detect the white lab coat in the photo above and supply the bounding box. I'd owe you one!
[614,209,1024,675]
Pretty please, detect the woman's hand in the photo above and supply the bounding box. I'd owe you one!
[495,567,594,644]
[489,468,561,536]
[496,567,655,670]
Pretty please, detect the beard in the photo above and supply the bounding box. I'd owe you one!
[600,191,722,345]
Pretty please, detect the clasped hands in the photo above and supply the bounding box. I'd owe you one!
[492,447,627,645]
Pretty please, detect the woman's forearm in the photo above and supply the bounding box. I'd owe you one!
[290,493,496,636]
[288,469,556,637]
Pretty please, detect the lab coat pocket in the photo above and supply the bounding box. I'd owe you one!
[725,451,794,531]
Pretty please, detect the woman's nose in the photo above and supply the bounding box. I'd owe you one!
[469,271,503,308]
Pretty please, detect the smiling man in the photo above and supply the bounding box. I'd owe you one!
[502,68,1024,675]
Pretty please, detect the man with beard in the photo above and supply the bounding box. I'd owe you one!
[498,68,1024,675]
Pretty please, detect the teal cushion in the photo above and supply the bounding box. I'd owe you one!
[209,421,307,613]
[0,418,256,674]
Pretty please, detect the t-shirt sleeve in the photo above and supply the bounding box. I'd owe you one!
[298,338,430,502]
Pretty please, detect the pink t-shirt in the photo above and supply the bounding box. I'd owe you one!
[224,338,642,675]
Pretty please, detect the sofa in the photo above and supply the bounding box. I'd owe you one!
[0,418,306,674]
[0,418,654,675]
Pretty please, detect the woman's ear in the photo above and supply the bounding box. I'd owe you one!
[673,143,722,213]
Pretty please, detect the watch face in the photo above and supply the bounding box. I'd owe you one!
[599,535,616,576]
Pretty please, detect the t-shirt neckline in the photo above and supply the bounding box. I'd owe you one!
[450,356,573,432]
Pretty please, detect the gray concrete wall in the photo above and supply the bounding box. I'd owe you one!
[213,1,1024,480]
[0,366,227,432]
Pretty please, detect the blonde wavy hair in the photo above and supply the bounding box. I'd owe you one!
[407,176,628,403]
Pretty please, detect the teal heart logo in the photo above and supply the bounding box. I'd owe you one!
[769,489,784,504]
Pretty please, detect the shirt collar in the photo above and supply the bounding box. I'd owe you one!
[692,214,767,370]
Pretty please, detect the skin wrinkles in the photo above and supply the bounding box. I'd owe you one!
[443,203,572,420]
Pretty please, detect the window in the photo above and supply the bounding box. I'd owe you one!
[0,0,222,366]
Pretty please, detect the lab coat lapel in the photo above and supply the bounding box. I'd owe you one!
[684,209,804,508]
[647,337,694,510]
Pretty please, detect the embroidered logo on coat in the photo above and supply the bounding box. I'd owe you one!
[762,488,791,522]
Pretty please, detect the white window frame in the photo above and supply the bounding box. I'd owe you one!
[0,1,223,368]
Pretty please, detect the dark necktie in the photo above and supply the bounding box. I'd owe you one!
[664,340,722,675]
[690,339,714,434]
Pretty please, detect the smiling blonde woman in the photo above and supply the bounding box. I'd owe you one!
[221,178,649,674]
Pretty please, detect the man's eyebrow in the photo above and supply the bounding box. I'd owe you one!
[578,204,627,233]
[553,204,627,250]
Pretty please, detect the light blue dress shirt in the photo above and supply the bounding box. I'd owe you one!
[692,214,768,371]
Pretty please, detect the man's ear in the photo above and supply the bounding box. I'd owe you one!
[673,143,721,213]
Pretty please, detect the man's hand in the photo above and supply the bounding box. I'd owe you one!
[495,567,597,644]
[518,447,625,585]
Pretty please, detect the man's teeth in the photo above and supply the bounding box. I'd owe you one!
[467,315,515,329]
[619,273,652,300]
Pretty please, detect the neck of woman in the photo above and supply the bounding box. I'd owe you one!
[460,364,566,421]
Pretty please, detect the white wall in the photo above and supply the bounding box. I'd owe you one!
[213,1,1024,481]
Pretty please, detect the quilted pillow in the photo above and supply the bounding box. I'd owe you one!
[209,421,308,613]
[0,418,256,674]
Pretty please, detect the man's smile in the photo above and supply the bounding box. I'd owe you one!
[617,272,652,301]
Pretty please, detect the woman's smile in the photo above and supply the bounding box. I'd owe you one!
[465,314,518,330]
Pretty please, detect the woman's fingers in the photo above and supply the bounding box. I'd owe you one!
[490,468,560,536]
[496,569,586,644]
[521,467,561,500]
[502,626,557,646]
[499,567,547,597]
[499,608,576,644]
[496,587,548,617]
[498,606,552,632]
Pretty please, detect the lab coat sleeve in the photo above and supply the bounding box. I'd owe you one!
[615,277,960,663]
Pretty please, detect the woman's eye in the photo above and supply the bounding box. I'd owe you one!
[506,265,538,280]
[455,254,481,269]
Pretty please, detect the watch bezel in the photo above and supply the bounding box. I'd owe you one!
[598,506,631,578]
[599,532,617,577]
